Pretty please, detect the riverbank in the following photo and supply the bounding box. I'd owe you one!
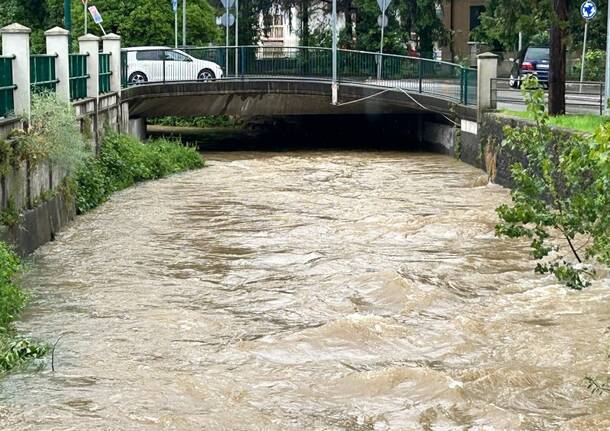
[0,133,204,374]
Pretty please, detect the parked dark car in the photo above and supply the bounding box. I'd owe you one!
[509,46,549,88]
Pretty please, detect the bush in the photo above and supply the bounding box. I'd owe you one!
[148,115,239,128]
[16,92,90,171]
[496,76,610,289]
[0,242,45,373]
[0,243,25,331]
[573,49,606,82]
[74,134,203,213]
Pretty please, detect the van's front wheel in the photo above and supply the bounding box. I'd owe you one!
[197,69,216,81]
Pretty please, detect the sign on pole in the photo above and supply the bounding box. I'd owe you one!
[88,5,106,35]
[220,0,235,8]
[88,6,103,24]
[377,15,388,27]
[581,0,597,19]
[377,0,392,12]
[172,0,178,12]
[580,1,597,89]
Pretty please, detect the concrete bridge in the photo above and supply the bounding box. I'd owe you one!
[121,45,479,121]
[0,23,498,145]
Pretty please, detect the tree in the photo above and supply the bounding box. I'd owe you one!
[496,77,610,289]
[548,0,569,114]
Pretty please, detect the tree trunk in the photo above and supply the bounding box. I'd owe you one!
[548,0,568,115]
[301,0,310,47]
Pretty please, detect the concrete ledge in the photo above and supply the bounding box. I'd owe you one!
[0,189,75,255]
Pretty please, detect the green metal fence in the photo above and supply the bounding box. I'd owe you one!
[69,53,89,100]
[0,56,15,118]
[30,54,58,92]
[122,46,478,106]
[99,53,112,94]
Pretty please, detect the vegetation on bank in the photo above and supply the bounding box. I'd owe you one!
[148,116,240,129]
[74,134,203,213]
[499,110,610,134]
[495,77,610,289]
[0,243,47,373]
[0,93,203,374]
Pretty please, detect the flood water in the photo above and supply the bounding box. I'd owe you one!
[1,150,609,430]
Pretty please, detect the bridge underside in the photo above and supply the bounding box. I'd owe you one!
[123,79,476,120]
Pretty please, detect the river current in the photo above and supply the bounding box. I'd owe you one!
[0,151,609,430]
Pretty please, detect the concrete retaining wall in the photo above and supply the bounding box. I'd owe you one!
[0,93,123,255]
[423,113,582,189]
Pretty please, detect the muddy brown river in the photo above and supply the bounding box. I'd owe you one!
[1,151,609,430]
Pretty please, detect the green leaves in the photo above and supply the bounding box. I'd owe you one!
[74,134,204,214]
[495,75,610,289]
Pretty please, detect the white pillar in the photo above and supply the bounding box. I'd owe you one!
[45,27,70,101]
[477,52,498,117]
[78,34,100,99]
[1,23,31,118]
[102,33,122,96]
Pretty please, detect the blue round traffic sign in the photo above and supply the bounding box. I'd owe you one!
[581,0,597,20]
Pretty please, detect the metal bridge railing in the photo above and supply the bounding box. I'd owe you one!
[99,52,112,94]
[30,54,58,92]
[122,46,477,106]
[69,53,89,101]
[490,78,604,115]
[0,56,16,118]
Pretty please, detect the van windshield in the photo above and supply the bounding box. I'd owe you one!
[525,48,549,62]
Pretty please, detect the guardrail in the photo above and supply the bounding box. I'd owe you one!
[69,53,89,101]
[99,52,112,94]
[122,46,477,106]
[0,56,15,118]
[30,54,58,92]
[491,78,604,115]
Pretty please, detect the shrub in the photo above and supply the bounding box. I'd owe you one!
[74,134,203,213]
[18,92,90,171]
[0,242,25,331]
[573,49,606,82]
[495,76,610,289]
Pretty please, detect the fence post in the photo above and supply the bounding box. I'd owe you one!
[418,59,423,93]
[1,23,31,118]
[476,52,498,119]
[78,34,100,98]
[45,27,70,101]
[102,33,122,96]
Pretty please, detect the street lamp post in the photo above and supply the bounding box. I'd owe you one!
[605,0,610,114]
[64,0,72,32]
[332,0,337,105]
[183,0,187,46]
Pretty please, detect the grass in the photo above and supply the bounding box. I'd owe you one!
[500,110,610,133]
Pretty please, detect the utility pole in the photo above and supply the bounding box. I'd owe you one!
[605,0,610,114]
[183,0,187,46]
[235,0,239,77]
[84,0,88,34]
[64,0,72,32]
[332,0,337,104]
